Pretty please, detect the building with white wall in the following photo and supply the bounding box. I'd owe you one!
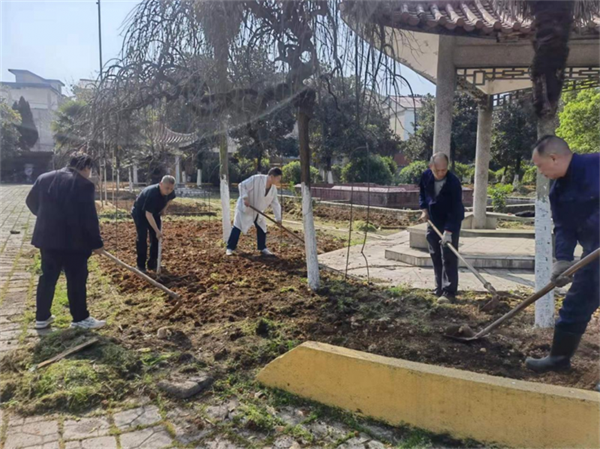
[384,95,423,141]
[0,69,65,153]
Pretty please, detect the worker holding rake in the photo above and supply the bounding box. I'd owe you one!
[226,168,283,256]
[131,175,176,272]
[419,153,465,304]
[526,136,599,378]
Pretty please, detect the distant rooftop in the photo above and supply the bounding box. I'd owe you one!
[1,69,65,95]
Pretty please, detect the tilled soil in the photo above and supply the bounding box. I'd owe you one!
[99,220,599,391]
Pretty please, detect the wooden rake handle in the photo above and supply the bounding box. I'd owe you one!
[474,247,600,339]
[427,220,498,295]
[100,249,180,300]
[248,204,306,246]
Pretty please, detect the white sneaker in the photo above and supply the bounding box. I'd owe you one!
[437,295,450,304]
[226,249,235,256]
[35,315,55,329]
[261,248,274,256]
[70,317,106,330]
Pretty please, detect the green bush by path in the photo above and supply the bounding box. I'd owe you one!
[282,161,320,185]
[341,154,394,185]
[397,161,428,184]
[487,183,513,212]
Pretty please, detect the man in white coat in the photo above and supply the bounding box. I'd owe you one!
[226,167,283,256]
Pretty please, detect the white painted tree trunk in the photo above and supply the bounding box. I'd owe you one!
[326,170,334,184]
[133,164,139,184]
[197,169,202,187]
[302,183,320,291]
[129,167,134,192]
[220,174,232,243]
[182,170,187,184]
[103,159,108,202]
[534,118,556,328]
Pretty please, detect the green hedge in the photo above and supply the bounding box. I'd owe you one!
[397,161,428,184]
[282,161,320,185]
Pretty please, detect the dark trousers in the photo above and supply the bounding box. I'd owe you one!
[227,219,266,251]
[134,215,161,270]
[36,249,91,322]
[426,225,460,296]
[556,252,600,335]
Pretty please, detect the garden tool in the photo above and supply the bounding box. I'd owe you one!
[156,225,163,277]
[427,220,501,311]
[445,248,600,342]
[100,249,182,318]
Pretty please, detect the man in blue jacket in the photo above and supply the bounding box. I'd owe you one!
[131,176,176,272]
[26,152,106,330]
[526,136,599,375]
[419,153,465,304]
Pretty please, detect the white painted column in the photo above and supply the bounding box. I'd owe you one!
[175,155,181,184]
[433,36,456,160]
[132,164,139,184]
[197,169,202,187]
[534,119,556,328]
[473,101,493,229]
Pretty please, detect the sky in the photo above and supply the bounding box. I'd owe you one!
[0,0,435,96]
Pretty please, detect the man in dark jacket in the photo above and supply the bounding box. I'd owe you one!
[526,136,599,378]
[26,152,106,330]
[419,153,465,304]
[131,176,176,271]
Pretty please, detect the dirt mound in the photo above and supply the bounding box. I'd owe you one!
[99,220,599,391]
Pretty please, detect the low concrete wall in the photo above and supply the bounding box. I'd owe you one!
[257,342,600,449]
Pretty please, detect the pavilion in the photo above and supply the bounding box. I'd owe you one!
[342,0,599,326]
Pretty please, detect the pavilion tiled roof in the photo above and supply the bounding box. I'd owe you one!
[361,1,600,39]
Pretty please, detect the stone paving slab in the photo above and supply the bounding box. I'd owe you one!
[63,416,112,440]
[113,405,162,430]
[64,436,118,449]
[4,417,59,449]
[119,426,173,449]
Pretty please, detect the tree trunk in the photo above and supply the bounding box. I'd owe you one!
[219,134,231,243]
[531,0,573,329]
[297,96,320,291]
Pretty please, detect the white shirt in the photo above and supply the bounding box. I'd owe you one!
[233,174,282,234]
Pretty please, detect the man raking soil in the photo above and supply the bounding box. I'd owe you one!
[226,168,282,257]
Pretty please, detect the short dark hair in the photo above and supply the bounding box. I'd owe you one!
[533,135,571,156]
[68,152,95,171]
[268,167,283,177]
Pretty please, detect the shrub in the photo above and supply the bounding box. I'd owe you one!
[453,162,474,183]
[341,154,393,185]
[331,165,342,183]
[487,183,513,212]
[522,165,537,185]
[397,161,428,184]
[282,161,320,186]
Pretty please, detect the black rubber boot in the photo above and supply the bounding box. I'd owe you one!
[525,328,582,373]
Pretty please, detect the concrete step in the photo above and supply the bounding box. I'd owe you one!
[385,244,535,270]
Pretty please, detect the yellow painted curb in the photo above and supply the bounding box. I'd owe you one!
[257,341,600,448]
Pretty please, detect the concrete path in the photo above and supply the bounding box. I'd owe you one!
[319,230,540,292]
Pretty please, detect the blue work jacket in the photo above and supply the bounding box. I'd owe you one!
[419,169,465,234]
[550,152,600,261]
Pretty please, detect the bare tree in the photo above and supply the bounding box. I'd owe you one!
[90,0,412,290]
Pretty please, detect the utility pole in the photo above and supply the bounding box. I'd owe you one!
[97,0,108,202]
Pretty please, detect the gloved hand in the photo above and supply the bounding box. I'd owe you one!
[551,260,574,287]
[442,231,453,246]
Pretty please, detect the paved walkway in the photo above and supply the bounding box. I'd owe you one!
[319,231,541,292]
[0,185,36,356]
